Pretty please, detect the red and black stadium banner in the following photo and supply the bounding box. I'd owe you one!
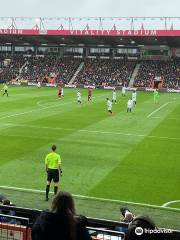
[2,29,180,36]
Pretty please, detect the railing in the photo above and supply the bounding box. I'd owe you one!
[0,214,30,240]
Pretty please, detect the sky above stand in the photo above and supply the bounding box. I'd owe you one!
[0,0,179,17]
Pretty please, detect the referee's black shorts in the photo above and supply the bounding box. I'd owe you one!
[47,169,59,183]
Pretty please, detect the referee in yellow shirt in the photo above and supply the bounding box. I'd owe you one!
[45,145,62,201]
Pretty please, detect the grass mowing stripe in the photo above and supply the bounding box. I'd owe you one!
[2,123,179,141]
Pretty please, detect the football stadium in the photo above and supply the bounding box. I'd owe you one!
[0,16,180,239]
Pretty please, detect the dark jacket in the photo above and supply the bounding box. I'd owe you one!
[32,211,91,240]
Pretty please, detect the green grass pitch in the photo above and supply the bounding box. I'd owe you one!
[0,85,180,228]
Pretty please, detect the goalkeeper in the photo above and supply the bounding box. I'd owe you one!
[153,89,159,103]
[45,145,62,201]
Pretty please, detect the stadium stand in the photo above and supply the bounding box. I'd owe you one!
[19,56,82,84]
[0,54,82,83]
[0,54,26,82]
[75,58,136,87]
[1,54,180,89]
[134,60,180,89]
[0,51,180,89]
[0,203,180,240]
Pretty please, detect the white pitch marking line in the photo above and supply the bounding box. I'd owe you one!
[36,101,45,107]
[0,185,180,212]
[0,93,109,120]
[0,101,73,120]
[37,100,72,108]
[147,102,170,118]
[151,116,161,119]
[2,123,180,141]
[36,100,67,108]
[151,117,179,120]
[162,200,180,207]
[168,117,179,120]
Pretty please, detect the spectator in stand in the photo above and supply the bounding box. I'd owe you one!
[32,191,92,240]
[125,215,165,240]
[0,197,16,224]
[0,195,14,206]
[115,207,134,234]
[120,207,134,223]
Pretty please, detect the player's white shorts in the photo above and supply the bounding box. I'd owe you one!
[77,97,81,102]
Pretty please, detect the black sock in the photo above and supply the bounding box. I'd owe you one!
[54,186,58,195]
[46,185,50,199]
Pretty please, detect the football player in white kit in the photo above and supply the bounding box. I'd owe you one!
[122,86,126,97]
[132,90,137,105]
[37,81,41,88]
[61,88,64,97]
[127,98,133,112]
[77,90,82,104]
[112,89,117,104]
[106,98,113,115]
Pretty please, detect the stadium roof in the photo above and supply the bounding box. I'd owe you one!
[0,17,180,46]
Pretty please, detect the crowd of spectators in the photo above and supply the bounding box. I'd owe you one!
[75,59,136,87]
[0,54,180,89]
[19,56,81,84]
[0,54,26,82]
[0,54,81,84]
[134,60,180,89]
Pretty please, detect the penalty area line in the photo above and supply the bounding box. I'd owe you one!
[147,102,170,118]
[0,185,180,212]
[0,101,73,120]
